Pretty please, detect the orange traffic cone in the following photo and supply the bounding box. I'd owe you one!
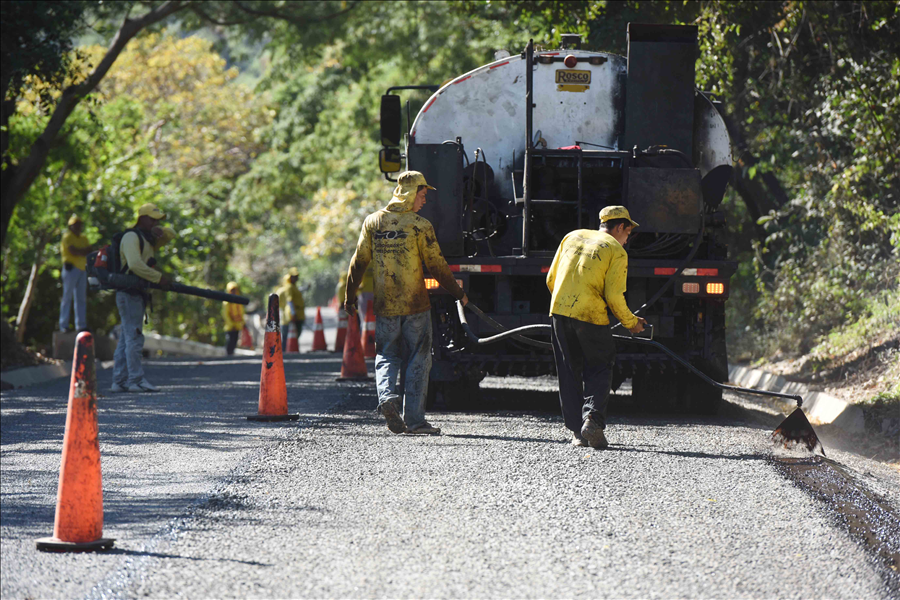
[36,332,114,552]
[240,325,253,349]
[333,310,348,353]
[336,311,372,381]
[285,321,300,353]
[247,294,299,422]
[363,302,376,358]
[311,306,327,352]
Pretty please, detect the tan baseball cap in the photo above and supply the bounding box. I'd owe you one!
[137,203,166,220]
[599,205,639,228]
[397,170,436,191]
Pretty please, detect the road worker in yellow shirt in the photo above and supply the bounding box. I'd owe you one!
[59,214,92,332]
[344,171,468,435]
[546,206,647,449]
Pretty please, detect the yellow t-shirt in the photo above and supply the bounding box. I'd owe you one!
[60,231,91,271]
[545,229,638,329]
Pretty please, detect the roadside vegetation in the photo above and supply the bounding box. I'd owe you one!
[2,1,897,406]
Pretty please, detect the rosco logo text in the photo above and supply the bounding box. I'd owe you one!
[374,230,409,240]
[555,70,591,84]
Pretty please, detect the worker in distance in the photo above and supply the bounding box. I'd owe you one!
[546,205,647,448]
[344,170,468,435]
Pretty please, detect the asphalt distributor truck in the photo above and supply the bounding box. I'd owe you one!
[378,24,736,413]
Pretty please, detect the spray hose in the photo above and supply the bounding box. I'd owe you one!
[455,300,803,408]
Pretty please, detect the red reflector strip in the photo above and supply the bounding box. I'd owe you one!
[655,267,719,276]
[422,97,437,113]
[707,282,725,295]
[454,76,472,84]
[448,265,502,273]
[682,282,700,294]
[542,52,560,56]
[489,61,509,69]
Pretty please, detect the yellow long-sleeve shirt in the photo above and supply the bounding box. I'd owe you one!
[61,231,91,271]
[275,276,305,324]
[546,229,638,329]
[222,303,245,331]
[345,203,463,317]
[119,230,161,284]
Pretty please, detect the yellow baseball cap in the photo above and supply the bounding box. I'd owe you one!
[67,214,83,226]
[288,267,300,277]
[599,205,639,228]
[137,203,166,220]
[397,170,436,191]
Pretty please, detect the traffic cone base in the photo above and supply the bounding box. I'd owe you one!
[247,294,299,421]
[36,332,114,553]
[247,413,299,422]
[36,537,115,552]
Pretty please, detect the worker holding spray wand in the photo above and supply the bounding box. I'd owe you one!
[546,206,647,449]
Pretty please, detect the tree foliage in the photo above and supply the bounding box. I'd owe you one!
[1,0,896,367]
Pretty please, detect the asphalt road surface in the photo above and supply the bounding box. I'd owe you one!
[2,312,898,599]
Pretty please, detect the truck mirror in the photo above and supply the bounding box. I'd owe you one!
[379,147,402,174]
[380,95,402,147]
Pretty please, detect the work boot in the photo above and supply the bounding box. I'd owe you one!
[378,401,407,434]
[581,416,609,449]
[571,430,588,447]
[128,378,159,393]
[406,421,441,435]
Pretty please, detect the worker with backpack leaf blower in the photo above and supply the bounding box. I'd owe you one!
[106,203,173,393]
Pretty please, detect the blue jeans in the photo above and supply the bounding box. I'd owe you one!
[113,291,146,387]
[374,310,432,429]
[59,266,87,331]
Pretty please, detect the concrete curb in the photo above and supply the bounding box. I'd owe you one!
[1,360,115,391]
[1,333,253,391]
[729,364,865,434]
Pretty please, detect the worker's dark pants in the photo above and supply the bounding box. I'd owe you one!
[225,330,239,356]
[551,314,616,432]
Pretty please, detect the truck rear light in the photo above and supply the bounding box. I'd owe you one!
[425,278,464,291]
[655,267,677,275]
[706,282,725,295]
[682,282,700,294]
[564,55,578,68]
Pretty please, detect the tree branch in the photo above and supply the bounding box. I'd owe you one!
[1,1,187,248]
[232,1,357,27]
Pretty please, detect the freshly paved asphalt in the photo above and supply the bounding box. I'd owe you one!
[2,310,898,599]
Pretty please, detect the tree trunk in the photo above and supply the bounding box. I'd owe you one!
[15,250,45,344]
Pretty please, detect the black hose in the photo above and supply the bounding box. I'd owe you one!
[456,300,804,408]
[457,301,551,349]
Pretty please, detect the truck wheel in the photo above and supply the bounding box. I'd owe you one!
[427,377,481,411]
[631,373,678,413]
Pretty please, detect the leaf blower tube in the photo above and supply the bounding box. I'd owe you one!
[105,273,249,305]
[455,300,823,454]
